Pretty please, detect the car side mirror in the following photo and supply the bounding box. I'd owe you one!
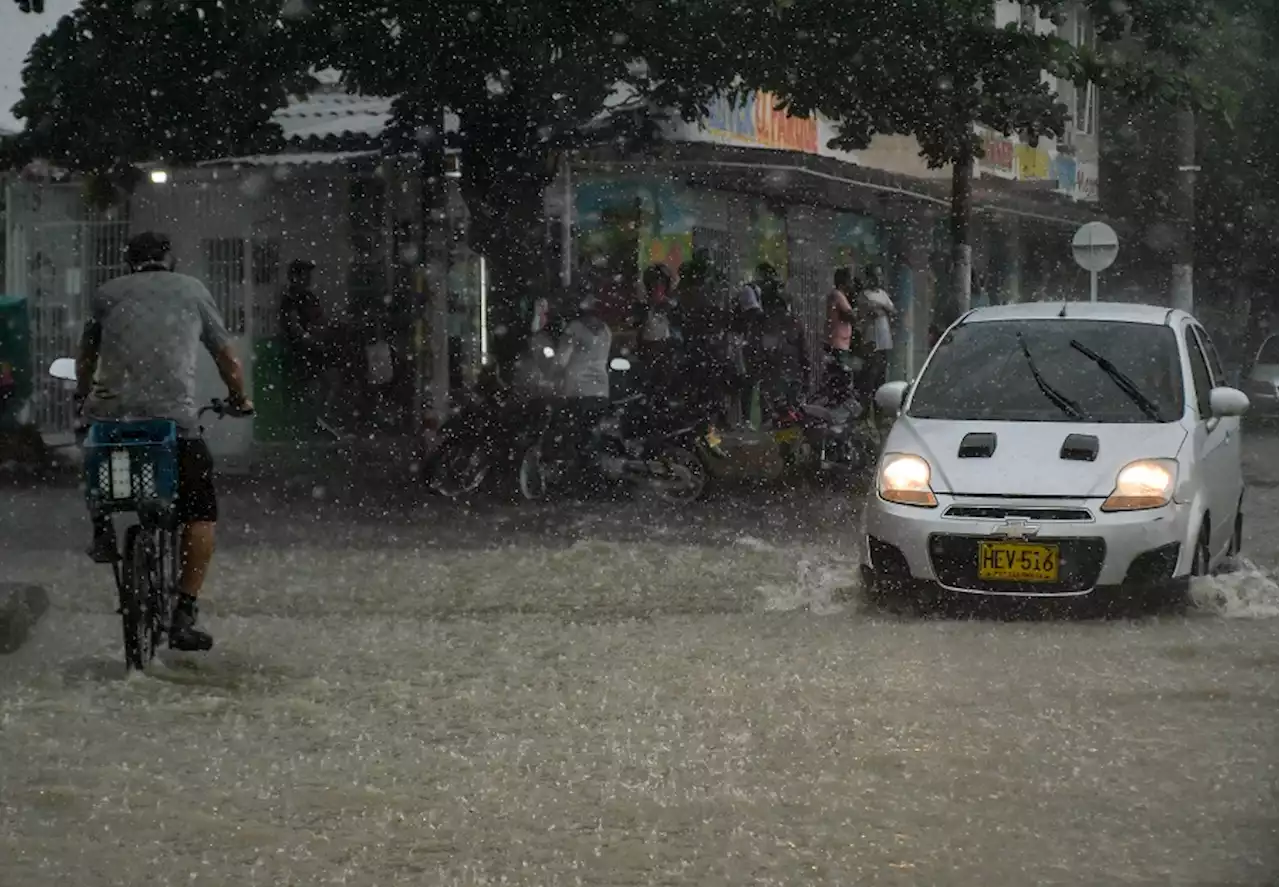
[875,380,911,416]
[1209,386,1250,418]
[48,357,77,382]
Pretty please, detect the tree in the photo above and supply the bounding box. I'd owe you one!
[723,0,1217,322]
[1101,0,1276,340]
[7,0,317,197]
[309,0,737,367]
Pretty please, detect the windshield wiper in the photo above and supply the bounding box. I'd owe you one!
[1068,339,1163,422]
[1017,333,1086,420]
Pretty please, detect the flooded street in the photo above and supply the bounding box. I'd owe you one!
[1,430,1275,886]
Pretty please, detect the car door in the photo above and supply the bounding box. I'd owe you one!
[1183,323,1235,555]
[1193,325,1244,544]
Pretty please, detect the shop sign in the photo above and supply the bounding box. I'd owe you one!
[981,133,1015,175]
[1015,144,1051,180]
[686,91,820,155]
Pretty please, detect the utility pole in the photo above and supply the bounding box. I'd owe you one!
[1171,106,1197,314]
[950,151,974,317]
[416,106,450,432]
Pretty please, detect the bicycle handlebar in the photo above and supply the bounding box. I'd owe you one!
[197,398,255,421]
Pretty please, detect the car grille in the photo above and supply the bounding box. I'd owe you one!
[928,534,1107,594]
[944,505,1093,522]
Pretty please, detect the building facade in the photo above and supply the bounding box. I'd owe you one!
[7,0,1185,450]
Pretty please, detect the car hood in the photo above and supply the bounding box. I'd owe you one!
[886,418,1188,497]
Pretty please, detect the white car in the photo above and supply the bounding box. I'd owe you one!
[863,302,1250,607]
[1241,333,1277,421]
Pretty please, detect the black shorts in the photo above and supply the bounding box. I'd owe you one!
[177,438,218,524]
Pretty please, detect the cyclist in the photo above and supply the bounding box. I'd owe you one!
[76,232,253,652]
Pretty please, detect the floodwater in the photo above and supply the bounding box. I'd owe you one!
[0,430,1275,886]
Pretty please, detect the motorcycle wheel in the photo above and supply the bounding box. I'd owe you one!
[430,442,491,499]
[650,445,708,502]
[518,444,550,502]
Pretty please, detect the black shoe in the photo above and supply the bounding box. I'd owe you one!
[169,598,214,652]
[88,530,119,564]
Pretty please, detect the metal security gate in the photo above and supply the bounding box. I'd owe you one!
[4,180,129,437]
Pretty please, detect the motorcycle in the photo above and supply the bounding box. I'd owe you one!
[517,358,725,503]
[423,370,546,499]
[771,392,881,476]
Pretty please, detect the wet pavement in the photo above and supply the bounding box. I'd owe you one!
[0,428,1275,885]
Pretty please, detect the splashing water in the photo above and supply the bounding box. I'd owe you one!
[1189,557,1279,619]
[757,554,859,614]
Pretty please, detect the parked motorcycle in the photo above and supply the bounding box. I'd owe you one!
[517,358,725,503]
[424,370,547,499]
[771,393,881,476]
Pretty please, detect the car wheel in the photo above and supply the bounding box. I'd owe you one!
[1228,498,1244,559]
[859,565,928,615]
[518,445,549,502]
[1192,522,1212,578]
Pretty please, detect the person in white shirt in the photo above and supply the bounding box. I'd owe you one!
[856,264,896,410]
[550,297,613,483]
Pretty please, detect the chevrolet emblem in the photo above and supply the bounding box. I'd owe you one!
[990,518,1041,540]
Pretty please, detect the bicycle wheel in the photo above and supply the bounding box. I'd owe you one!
[120,524,164,670]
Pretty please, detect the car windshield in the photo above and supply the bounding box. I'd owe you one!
[908,319,1184,423]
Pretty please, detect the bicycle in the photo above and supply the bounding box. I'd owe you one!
[81,398,252,671]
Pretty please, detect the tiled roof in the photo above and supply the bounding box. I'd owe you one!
[272,92,400,141]
[196,150,378,168]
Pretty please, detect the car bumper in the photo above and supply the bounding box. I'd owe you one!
[863,493,1193,598]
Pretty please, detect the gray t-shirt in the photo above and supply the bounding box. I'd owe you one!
[84,271,234,431]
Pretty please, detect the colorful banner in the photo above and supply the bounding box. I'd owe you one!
[976,127,1098,203]
[677,91,825,155]
[695,91,821,154]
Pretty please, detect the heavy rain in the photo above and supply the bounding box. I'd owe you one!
[0,1,1276,885]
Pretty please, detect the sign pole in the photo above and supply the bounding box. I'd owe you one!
[1071,221,1119,303]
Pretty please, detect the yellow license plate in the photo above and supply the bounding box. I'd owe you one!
[774,427,802,443]
[977,542,1060,582]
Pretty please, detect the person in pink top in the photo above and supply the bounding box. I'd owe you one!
[823,267,860,403]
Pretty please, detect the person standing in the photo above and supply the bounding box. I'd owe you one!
[553,297,613,482]
[635,263,680,396]
[823,267,859,405]
[278,259,332,431]
[762,292,809,414]
[732,263,775,426]
[279,259,326,381]
[856,264,897,409]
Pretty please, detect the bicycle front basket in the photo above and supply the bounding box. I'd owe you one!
[84,419,180,513]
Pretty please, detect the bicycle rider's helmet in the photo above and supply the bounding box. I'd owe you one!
[125,231,173,272]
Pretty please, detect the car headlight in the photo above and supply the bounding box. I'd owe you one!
[878,452,937,508]
[1101,459,1177,512]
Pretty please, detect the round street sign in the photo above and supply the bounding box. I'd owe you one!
[1071,221,1120,273]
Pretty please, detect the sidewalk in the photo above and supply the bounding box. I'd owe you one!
[5,426,791,497]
